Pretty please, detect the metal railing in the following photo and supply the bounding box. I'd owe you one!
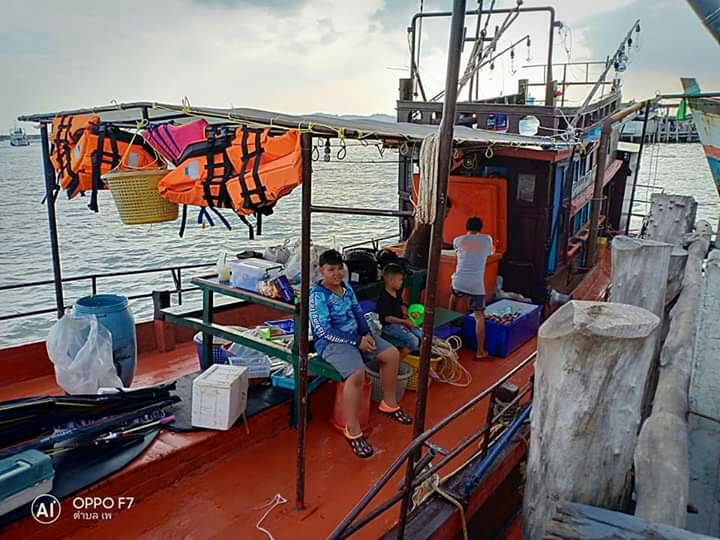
[328,352,536,539]
[0,263,214,321]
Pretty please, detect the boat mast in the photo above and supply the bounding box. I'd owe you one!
[397,0,467,535]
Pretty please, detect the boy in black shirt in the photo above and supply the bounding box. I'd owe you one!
[377,264,422,357]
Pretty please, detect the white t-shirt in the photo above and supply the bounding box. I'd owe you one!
[451,233,493,295]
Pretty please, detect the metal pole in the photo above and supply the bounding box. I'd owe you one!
[586,99,650,266]
[40,123,65,318]
[397,1,466,537]
[624,103,650,234]
[544,10,556,107]
[296,132,313,511]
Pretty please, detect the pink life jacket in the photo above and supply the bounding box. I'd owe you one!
[143,118,208,165]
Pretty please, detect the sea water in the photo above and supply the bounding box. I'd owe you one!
[0,142,717,347]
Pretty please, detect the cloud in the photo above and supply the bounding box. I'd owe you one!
[576,0,720,97]
[193,0,306,12]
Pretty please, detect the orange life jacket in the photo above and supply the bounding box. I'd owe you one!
[50,115,158,211]
[158,126,302,216]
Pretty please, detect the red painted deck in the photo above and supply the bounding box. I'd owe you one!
[1,340,535,540]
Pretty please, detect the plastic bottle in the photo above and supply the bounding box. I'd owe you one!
[216,251,231,282]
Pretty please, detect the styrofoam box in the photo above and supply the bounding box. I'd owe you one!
[230,258,283,291]
[192,365,249,431]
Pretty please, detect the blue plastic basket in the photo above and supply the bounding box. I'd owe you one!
[462,300,541,357]
[193,332,230,365]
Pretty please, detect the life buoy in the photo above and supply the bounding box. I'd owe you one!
[50,115,158,210]
[158,126,302,216]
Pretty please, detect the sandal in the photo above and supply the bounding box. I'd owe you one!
[344,428,374,459]
[378,402,413,425]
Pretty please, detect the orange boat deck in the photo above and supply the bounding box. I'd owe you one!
[2,342,535,540]
[1,248,610,540]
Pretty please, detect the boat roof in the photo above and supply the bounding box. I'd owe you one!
[18,101,569,149]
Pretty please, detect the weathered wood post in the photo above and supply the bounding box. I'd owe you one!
[523,301,660,540]
[667,247,689,305]
[611,236,672,319]
[644,194,697,244]
[611,236,672,418]
[633,226,711,528]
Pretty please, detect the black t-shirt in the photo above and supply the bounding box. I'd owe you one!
[377,289,404,324]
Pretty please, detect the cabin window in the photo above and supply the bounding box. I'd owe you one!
[517,173,536,203]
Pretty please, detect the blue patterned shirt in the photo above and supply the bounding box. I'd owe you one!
[310,282,370,355]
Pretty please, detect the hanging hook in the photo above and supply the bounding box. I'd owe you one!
[485,146,494,159]
[336,139,347,160]
[312,145,320,161]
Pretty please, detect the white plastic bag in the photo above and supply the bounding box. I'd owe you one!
[46,313,124,394]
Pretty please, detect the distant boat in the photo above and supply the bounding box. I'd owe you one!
[8,127,30,147]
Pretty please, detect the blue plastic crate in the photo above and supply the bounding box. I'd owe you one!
[462,300,541,357]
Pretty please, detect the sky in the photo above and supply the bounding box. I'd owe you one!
[2,0,719,130]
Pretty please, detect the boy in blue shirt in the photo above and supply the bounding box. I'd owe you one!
[310,250,412,459]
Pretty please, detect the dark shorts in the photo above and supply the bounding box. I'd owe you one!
[322,336,394,380]
[451,289,486,311]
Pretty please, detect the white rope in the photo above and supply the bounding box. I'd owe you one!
[432,336,472,388]
[415,132,439,225]
[254,493,288,540]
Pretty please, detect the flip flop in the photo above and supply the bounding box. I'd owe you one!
[344,427,374,459]
[378,402,413,425]
[475,351,490,361]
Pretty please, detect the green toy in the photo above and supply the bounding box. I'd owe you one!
[407,304,425,326]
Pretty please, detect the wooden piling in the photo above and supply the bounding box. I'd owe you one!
[644,194,697,245]
[544,501,716,540]
[523,301,660,540]
[611,236,672,319]
[633,228,711,528]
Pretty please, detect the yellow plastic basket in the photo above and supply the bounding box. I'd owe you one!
[402,354,443,391]
[104,169,178,225]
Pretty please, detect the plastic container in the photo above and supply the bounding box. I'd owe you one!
[263,319,294,335]
[401,354,443,391]
[331,378,372,434]
[191,365,248,431]
[193,332,230,365]
[365,361,413,403]
[0,450,54,518]
[227,355,272,379]
[230,258,283,291]
[462,300,541,357]
[73,294,136,387]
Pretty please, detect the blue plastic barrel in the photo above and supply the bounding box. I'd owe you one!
[73,294,137,387]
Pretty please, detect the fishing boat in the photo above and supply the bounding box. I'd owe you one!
[679,2,720,196]
[0,2,680,540]
[680,78,720,196]
[9,127,30,146]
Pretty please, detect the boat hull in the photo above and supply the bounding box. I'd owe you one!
[682,78,720,196]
